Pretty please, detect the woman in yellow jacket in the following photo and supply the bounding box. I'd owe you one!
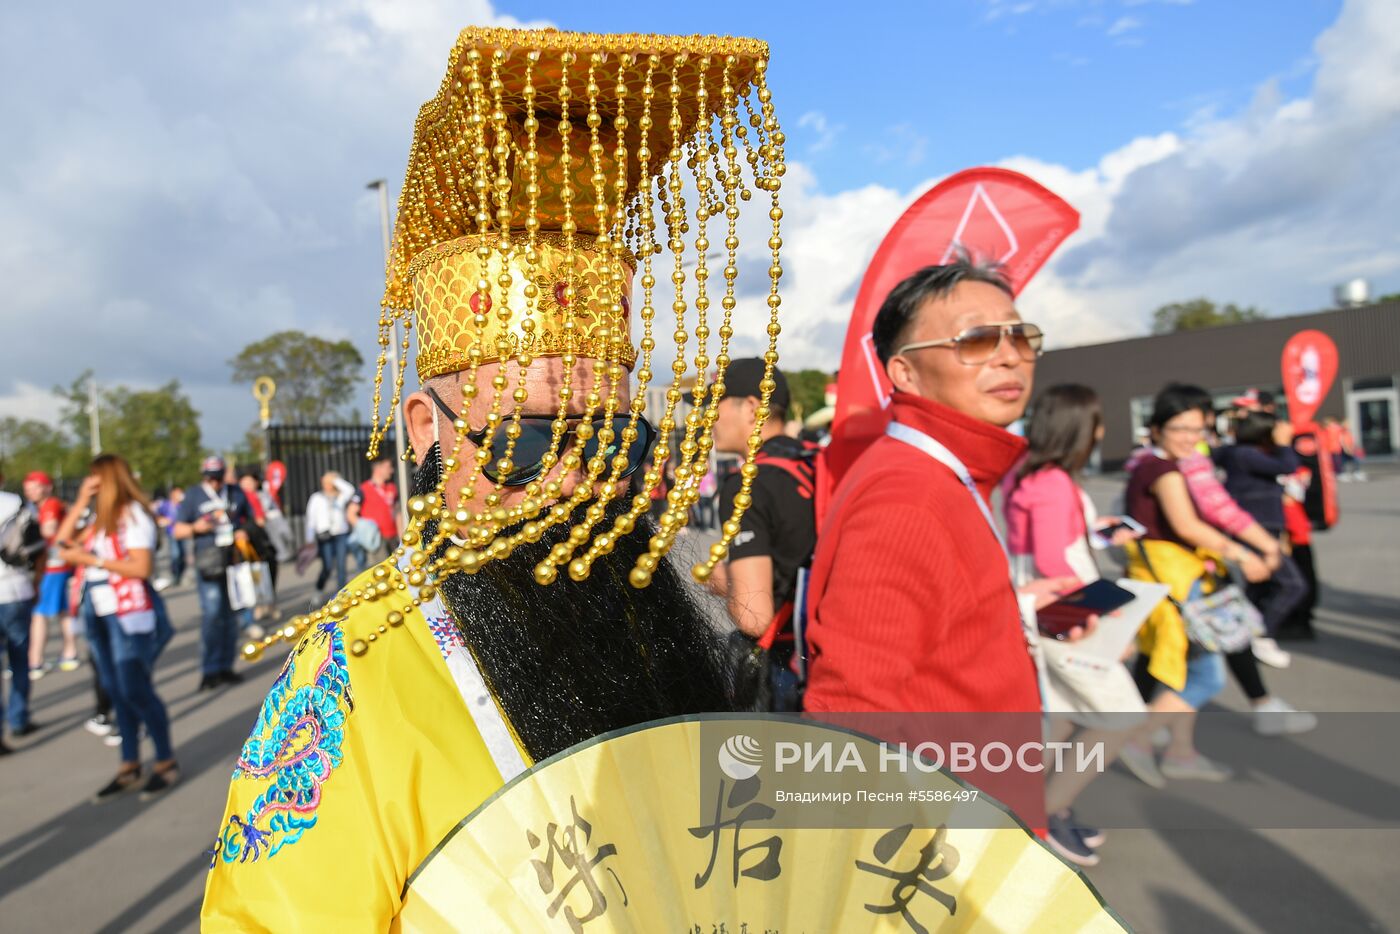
[1117,385,1270,786]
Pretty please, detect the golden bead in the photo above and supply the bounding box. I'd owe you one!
[328,601,346,618]
[387,611,405,627]
[629,567,652,589]
[568,559,590,582]
[406,569,427,587]
[242,642,263,663]
[691,562,712,584]
[419,584,438,602]
[367,633,378,643]
[377,625,388,634]
[534,562,557,585]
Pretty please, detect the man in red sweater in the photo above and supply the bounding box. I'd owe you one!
[806,259,1068,715]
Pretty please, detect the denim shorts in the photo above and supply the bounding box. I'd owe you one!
[1174,649,1226,710]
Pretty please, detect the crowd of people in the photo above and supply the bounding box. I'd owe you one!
[707,257,1337,868]
[0,449,401,794]
[0,257,1349,873]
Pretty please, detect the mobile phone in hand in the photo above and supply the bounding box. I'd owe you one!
[1089,516,1146,550]
[1038,579,1136,639]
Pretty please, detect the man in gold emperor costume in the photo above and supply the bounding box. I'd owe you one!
[201,25,789,931]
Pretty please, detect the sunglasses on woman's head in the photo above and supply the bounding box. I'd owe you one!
[425,387,658,487]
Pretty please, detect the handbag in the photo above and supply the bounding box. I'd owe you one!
[1138,543,1263,653]
[195,542,231,581]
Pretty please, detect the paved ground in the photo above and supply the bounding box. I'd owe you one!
[0,471,1396,932]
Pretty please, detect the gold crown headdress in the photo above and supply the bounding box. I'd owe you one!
[367,26,787,593]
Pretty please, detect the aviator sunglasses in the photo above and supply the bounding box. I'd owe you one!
[426,387,659,487]
[897,321,1044,366]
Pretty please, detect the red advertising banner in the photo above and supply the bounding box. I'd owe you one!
[820,168,1079,515]
[265,460,288,497]
[1281,330,1340,528]
[1281,330,1338,428]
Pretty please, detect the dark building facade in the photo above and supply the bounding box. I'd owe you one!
[1035,299,1400,465]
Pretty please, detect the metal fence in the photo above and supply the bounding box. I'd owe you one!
[268,425,397,518]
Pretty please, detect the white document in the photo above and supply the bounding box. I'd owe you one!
[1070,579,1171,662]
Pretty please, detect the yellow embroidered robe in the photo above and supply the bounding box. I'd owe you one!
[201,560,525,932]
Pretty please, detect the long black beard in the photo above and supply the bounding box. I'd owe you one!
[412,447,734,762]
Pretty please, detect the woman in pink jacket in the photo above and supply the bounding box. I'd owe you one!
[1003,384,1145,867]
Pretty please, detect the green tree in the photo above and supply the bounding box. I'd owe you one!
[1151,298,1267,335]
[230,331,365,425]
[785,369,833,423]
[55,372,204,490]
[0,417,85,489]
[1374,292,1400,304]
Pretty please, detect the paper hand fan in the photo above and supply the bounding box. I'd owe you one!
[398,716,1125,932]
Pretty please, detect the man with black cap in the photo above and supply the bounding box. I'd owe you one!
[174,456,252,690]
[711,359,817,707]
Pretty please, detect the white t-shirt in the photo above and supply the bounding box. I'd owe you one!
[87,505,158,579]
[0,492,36,603]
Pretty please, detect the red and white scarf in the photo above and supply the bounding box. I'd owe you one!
[77,521,155,632]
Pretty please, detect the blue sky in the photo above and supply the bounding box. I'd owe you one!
[1,0,1395,449]
[507,0,1339,189]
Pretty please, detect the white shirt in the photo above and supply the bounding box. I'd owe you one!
[89,505,159,568]
[305,478,356,542]
[0,492,36,603]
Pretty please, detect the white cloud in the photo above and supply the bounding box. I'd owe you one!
[797,111,843,153]
[4,0,1397,448]
[1106,16,1142,37]
[0,0,546,448]
[718,0,1399,370]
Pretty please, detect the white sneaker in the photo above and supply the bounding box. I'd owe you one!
[1160,753,1234,782]
[1252,637,1291,669]
[104,733,123,747]
[244,624,266,642]
[1254,697,1318,736]
[152,577,173,592]
[84,715,115,737]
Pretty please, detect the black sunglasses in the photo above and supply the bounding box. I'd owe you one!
[426,387,658,487]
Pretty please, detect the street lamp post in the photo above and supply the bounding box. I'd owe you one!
[367,179,409,525]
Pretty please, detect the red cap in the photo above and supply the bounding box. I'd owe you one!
[24,471,53,487]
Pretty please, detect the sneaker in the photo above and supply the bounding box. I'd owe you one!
[218,669,245,686]
[85,714,115,737]
[1066,809,1105,849]
[1252,637,1291,670]
[56,655,81,673]
[1150,727,1171,748]
[244,624,266,642]
[1118,742,1167,789]
[1254,697,1318,736]
[1160,753,1234,782]
[104,733,123,747]
[13,721,40,737]
[140,761,181,799]
[152,577,173,592]
[1046,812,1099,867]
[94,767,143,802]
[0,740,11,756]
[28,665,47,681]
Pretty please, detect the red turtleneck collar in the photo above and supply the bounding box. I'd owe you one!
[888,392,1028,499]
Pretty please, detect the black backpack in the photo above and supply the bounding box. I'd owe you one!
[0,499,45,570]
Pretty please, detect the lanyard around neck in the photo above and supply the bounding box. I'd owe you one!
[886,421,1009,560]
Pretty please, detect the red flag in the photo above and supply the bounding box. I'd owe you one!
[266,460,288,497]
[1281,330,1338,428]
[819,168,1079,518]
[1281,330,1340,527]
